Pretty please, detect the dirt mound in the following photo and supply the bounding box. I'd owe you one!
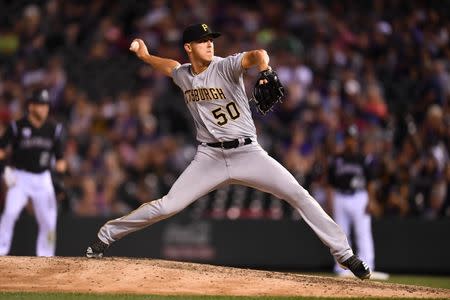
[0,256,448,298]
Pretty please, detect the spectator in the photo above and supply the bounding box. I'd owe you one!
[0,0,449,219]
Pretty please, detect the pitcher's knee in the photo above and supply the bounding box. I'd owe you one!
[284,185,314,206]
[155,195,185,217]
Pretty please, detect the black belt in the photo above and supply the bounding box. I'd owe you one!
[204,138,252,149]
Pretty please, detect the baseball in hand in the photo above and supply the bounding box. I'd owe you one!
[130,41,139,51]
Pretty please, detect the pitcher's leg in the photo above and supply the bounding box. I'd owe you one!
[0,185,28,255]
[98,148,228,245]
[229,145,353,263]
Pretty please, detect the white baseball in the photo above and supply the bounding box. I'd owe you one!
[130,41,139,51]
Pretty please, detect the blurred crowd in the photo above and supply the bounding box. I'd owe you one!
[0,0,450,219]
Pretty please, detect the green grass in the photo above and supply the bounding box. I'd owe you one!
[0,293,442,300]
[382,274,450,289]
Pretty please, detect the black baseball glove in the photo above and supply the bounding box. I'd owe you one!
[252,67,285,115]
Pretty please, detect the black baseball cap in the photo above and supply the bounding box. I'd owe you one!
[28,89,50,105]
[182,23,221,44]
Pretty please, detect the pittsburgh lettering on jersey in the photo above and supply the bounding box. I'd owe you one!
[184,88,226,103]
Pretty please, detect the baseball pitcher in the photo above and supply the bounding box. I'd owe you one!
[0,89,66,256]
[86,23,371,280]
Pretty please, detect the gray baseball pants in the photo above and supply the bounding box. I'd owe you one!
[97,142,353,263]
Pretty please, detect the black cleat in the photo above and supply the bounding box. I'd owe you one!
[86,238,109,258]
[340,255,371,280]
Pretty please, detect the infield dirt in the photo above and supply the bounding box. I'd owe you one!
[0,256,449,298]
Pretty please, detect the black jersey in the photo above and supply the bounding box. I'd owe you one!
[328,152,374,194]
[0,117,65,173]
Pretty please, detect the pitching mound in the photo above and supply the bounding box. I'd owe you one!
[0,257,449,298]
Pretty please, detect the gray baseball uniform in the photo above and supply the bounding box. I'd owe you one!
[97,53,354,263]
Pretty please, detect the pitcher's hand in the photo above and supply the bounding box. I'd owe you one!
[130,39,150,60]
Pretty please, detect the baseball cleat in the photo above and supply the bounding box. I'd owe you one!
[339,255,371,280]
[86,238,109,258]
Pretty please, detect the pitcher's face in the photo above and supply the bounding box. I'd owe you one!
[187,37,214,63]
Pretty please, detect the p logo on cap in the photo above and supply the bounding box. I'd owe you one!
[182,23,221,44]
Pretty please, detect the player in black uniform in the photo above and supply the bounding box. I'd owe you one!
[326,125,383,278]
[0,89,66,256]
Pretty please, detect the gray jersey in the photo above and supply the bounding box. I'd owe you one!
[172,53,257,143]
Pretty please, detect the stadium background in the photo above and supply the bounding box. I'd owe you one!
[0,0,449,274]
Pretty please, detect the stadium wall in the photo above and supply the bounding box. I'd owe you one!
[9,213,450,274]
